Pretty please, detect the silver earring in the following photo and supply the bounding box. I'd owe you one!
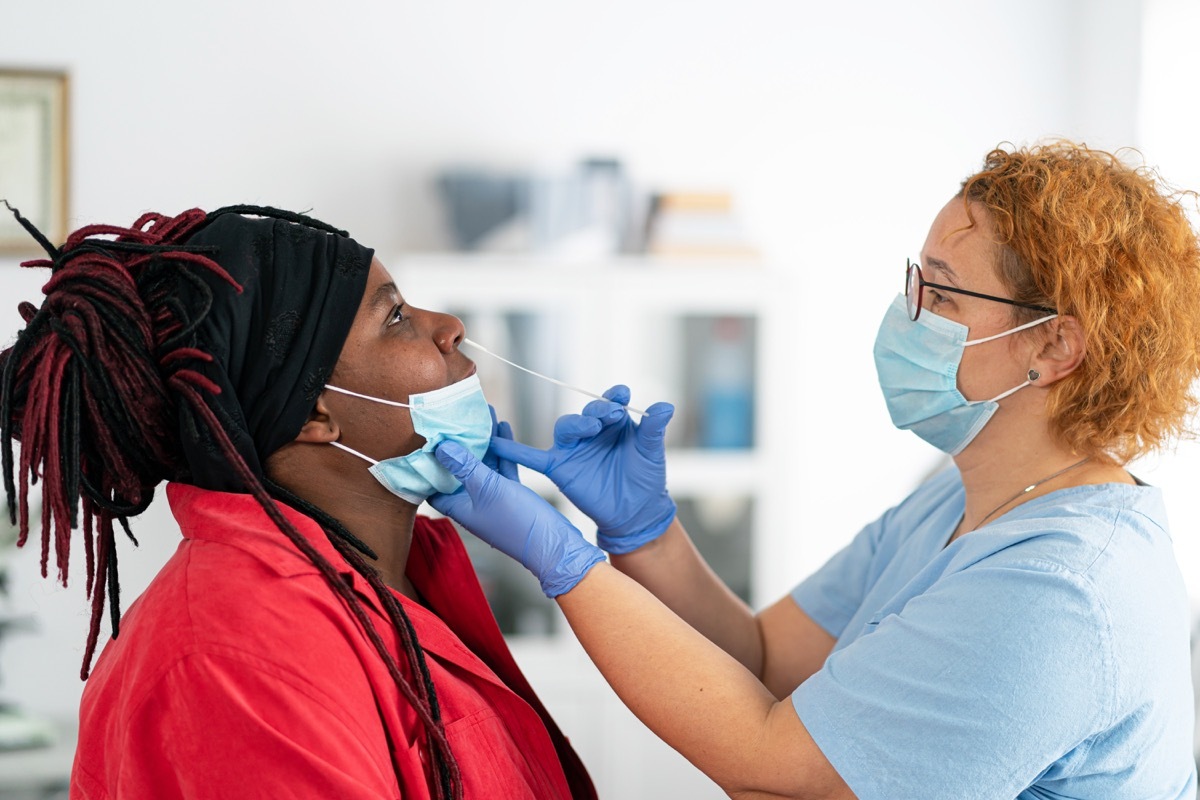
[1027,369,1041,382]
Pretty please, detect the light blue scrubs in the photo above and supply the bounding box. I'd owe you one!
[791,466,1197,800]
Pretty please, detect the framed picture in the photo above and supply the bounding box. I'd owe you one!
[0,69,69,254]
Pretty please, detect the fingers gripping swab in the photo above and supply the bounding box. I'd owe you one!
[462,338,646,417]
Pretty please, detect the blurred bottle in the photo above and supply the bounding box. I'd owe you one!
[698,316,754,449]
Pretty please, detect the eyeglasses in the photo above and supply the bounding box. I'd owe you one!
[905,259,1057,321]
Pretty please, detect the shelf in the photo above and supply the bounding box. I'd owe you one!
[660,448,762,495]
[398,251,787,617]
[394,254,772,314]
[494,449,761,498]
[0,716,72,792]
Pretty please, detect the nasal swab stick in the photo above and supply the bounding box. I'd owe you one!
[463,338,646,417]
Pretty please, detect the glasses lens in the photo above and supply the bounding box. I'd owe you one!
[905,261,921,320]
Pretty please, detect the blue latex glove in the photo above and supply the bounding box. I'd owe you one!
[429,440,607,598]
[482,404,518,481]
[488,384,676,554]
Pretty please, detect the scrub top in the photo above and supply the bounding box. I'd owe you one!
[791,466,1196,800]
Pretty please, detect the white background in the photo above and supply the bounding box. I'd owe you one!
[2,0,1198,794]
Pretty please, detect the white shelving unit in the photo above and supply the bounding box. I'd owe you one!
[394,253,793,799]
[394,253,793,597]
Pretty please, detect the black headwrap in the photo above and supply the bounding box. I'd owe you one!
[0,203,462,795]
[178,210,373,491]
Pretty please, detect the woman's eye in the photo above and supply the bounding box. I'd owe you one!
[928,289,947,307]
[387,304,407,326]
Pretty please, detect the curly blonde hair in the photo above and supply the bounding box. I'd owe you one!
[960,140,1200,464]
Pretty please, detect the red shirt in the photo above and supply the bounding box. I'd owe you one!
[71,483,596,799]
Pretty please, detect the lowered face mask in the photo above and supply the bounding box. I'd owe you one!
[325,373,491,504]
[325,339,646,504]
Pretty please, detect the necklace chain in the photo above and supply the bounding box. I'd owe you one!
[970,457,1091,532]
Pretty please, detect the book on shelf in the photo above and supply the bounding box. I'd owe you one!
[644,191,760,261]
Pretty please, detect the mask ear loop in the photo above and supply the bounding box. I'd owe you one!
[329,440,380,465]
[323,385,411,465]
[982,379,1031,404]
[960,314,1058,405]
[963,314,1058,347]
[325,384,413,407]
[462,338,646,416]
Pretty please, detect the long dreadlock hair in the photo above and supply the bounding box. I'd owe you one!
[0,201,462,799]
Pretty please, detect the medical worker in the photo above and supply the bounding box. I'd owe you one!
[430,141,1200,798]
[0,204,595,799]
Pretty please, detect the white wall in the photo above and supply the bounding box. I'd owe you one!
[1135,0,1200,618]
[0,0,1172,790]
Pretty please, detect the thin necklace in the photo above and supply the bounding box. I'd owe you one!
[969,456,1091,532]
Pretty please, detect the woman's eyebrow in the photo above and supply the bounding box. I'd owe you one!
[925,256,960,286]
[369,282,399,315]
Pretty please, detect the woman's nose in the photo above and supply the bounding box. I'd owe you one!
[433,311,466,353]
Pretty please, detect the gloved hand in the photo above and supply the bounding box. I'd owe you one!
[429,440,607,598]
[488,385,676,554]
[482,405,518,482]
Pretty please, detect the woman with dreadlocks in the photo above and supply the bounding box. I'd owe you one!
[0,202,595,799]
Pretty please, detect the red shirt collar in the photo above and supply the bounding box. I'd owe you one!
[165,482,596,799]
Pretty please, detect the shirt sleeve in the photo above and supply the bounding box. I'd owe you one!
[791,560,1113,800]
[789,508,893,639]
[790,468,960,639]
[113,651,404,799]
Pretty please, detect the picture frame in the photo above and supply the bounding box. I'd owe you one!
[0,69,69,254]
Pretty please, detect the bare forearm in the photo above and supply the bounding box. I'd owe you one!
[556,563,847,798]
[610,518,766,676]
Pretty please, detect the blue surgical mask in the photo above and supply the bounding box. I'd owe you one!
[324,374,491,504]
[873,295,1057,455]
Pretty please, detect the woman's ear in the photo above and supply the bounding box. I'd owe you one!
[293,394,341,444]
[1028,316,1086,386]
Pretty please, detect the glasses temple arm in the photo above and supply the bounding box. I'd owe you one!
[920,279,1056,314]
